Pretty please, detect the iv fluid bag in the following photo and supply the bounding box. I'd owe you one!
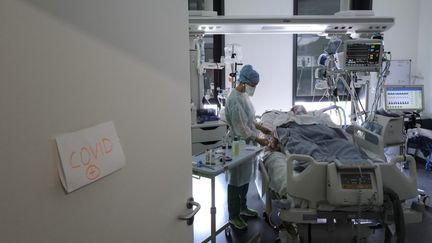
[224,44,243,64]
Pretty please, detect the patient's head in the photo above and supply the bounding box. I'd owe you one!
[291,105,307,115]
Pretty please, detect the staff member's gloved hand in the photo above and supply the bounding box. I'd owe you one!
[262,127,272,135]
[255,123,272,135]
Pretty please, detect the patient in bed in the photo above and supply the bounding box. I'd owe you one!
[291,105,307,115]
[264,105,307,152]
[264,105,375,165]
[261,106,379,196]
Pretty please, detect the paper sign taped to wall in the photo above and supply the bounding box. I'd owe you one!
[55,121,126,193]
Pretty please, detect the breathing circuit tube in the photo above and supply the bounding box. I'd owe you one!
[383,188,405,243]
[320,105,347,128]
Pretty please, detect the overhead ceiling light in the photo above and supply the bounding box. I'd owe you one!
[189,15,394,35]
[195,24,328,34]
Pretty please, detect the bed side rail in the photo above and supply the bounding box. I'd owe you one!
[350,125,385,161]
[257,159,274,217]
[380,155,418,200]
[258,159,270,195]
[286,154,327,208]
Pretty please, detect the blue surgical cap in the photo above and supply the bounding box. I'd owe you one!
[238,65,259,85]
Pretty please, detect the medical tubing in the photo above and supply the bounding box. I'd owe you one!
[369,53,391,122]
[348,73,367,117]
[355,190,362,243]
[383,188,405,243]
[355,166,363,243]
[339,74,363,123]
[335,100,343,126]
[351,76,365,123]
[320,105,347,128]
[318,90,328,102]
[372,64,386,114]
[356,88,367,119]
[266,210,281,229]
[297,67,304,95]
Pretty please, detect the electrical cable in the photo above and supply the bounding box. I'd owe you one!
[369,52,391,122]
[354,165,364,243]
[339,74,363,123]
[319,90,329,102]
[297,67,304,96]
[355,87,367,119]
[349,73,367,122]
[312,84,316,102]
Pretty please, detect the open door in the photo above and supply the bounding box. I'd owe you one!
[0,0,195,242]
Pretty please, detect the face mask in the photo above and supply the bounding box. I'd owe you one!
[245,85,256,96]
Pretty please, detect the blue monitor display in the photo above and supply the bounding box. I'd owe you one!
[384,85,424,111]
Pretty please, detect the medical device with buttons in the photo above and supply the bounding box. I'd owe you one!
[343,39,383,71]
[372,114,405,146]
[327,161,383,206]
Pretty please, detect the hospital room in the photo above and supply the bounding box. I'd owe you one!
[1,0,431,243]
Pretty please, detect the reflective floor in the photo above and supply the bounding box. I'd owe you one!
[192,173,278,243]
[193,159,432,243]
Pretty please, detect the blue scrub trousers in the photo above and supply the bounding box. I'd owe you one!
[228,183,249,219]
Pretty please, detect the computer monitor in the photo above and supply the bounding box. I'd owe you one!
[384,85,424,111]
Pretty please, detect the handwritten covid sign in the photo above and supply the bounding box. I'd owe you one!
[55,121,126,193]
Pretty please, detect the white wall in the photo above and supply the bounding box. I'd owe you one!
[416,0,432,117]
[376,0,432,117]
[224,0,426,116]
[225,0,294,115]
[0,0,192,242]
[222,0,430,117]
[374,0,420,75]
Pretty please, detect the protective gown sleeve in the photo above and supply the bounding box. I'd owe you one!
[228,98,259,140]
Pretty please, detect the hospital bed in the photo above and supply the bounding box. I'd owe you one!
[255,110,422,243]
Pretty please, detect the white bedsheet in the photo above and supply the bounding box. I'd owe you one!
[260,110,338,134]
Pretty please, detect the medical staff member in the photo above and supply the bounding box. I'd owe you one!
[224,64,271,230]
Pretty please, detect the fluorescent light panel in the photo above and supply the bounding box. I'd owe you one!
[189,15,394,35]
[196,24,327,34]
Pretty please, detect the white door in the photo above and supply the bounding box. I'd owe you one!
[0,1,194,242]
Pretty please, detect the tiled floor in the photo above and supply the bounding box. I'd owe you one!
[193,159,432,243]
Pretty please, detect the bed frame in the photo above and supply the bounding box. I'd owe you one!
[256,125,421,242]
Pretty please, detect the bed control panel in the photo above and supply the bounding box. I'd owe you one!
[326,163,384,206]
[340,173,372,190]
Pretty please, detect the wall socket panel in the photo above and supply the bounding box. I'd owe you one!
[297,56,315,67]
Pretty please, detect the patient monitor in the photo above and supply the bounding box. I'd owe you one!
[343,39,383,72]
